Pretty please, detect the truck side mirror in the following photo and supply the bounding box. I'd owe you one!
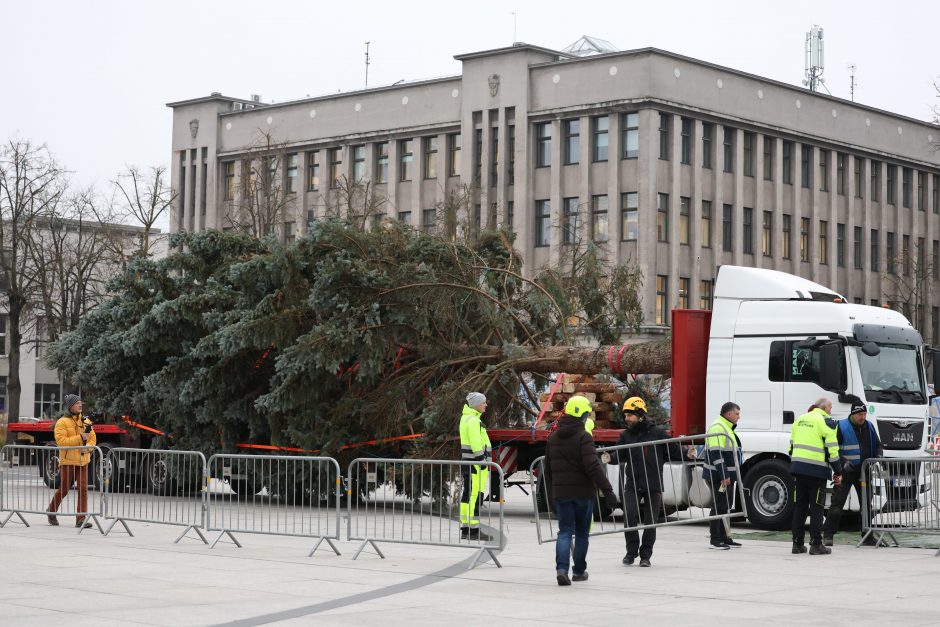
[861,342,880,357]
[931,350,940,397]
[819,342,845,392]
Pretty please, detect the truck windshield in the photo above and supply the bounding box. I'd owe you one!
[856,343,926,405]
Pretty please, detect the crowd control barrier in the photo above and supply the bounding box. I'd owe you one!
[102,448,208,543]
[346,458,504,569]
[530,429,747,544]
[0,444,104,533]
[204,453,342,555]
[860,457,940,555]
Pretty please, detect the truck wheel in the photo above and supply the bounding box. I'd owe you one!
[744,460,794,530]
[41,443,61,489]
[94,443,125,492]
[144,454,177,496]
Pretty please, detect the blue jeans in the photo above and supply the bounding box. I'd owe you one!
[554,498,593,575]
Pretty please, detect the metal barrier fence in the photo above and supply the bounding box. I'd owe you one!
[860,457,940,555]
[346,458,504,569]
[0,444,104,533]
[204,453,342,555]
[102,448,208,543]
[530,429,747,545]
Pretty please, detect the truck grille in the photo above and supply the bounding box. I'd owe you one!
[877,419,924,451]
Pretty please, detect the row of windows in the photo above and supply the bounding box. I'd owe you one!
[655,275,713,325]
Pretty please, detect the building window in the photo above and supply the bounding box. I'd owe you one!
[398,210,412,224]
[657,193,669,242]
[782,214,792,260]
[659,113,671,160]
[801,145,811,188]
[887,165,896,204]
[700,280,713,310]
[591,195,608,242]
[800,217,810,262]
[399,139,414,182]
[375,142,389,183]
[722,126,734,172]
[506,201,514,230]
[285,153,298,193]
[871,229,880,272]
[656,275,669,325]
[680,117,692,164]
[702,123,713,169]
[621,192,638,241]
[854,156,863,198]
[836,153,846,195]
[223,161,235,200]
[283,221,295,243]
[871,160,881,202]
[722,204,733,252]
[934,175,940,214]
[447,133,460,177]
[422,208,436,233]
[934,240,939,275]
[902,167,912,208]
[903,234,911,276]
[743,207,753,254]
[819,220,828,264]
[763,136,774,181]
[854,226,863,269]
[563,197,579,244]
[743,132,754,177]
[535,200,551,247]
[536,122,552,167]
[701,200,712,248]
[508,125,515,185]
[489,127,499,187]
[836,223,845,267]
[35,382,60,419]
[678,197,690,245]
[887,232,896,274]
[818,150,829,191]
[622,112,639,159]
[592,116,609,162]
[918,171,926,211]
[762,210,772,257]
[474,129,482,182]
[918,237,925,275]
[678,277,690,310]
[329,147,343,187]
[564,118,580,165]
[423,136,438,179]
[351,145,365,183]
[934,307,940,345]
[782,141,793,185]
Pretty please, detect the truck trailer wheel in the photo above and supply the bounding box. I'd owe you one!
[744,459,794,530]
[41,443,61,489]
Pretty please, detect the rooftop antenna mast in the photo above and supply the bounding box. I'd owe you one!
[802,25,825,93]
[848,62,857,101]
[512,12,517,43]
[364,41,371,88]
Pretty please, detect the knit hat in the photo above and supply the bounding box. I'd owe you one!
[466,392,487,408]
[848,395,867,415]
[62,394,82,414]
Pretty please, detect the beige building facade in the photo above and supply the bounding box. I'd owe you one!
[167,42,940,339]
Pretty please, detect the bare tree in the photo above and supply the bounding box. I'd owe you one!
[884,240,934,338]
[103,165,173,258]
[0,139,65,420]
[322,175,389,230]
[225,130,297,238]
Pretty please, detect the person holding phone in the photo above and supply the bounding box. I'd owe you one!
[47,394,96,529]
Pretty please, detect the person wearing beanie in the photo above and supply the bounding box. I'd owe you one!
[47,394,96,529]
[823,395,883,547]
[459,392,492,541]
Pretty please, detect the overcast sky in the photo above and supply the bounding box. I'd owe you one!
[2,0,938,213]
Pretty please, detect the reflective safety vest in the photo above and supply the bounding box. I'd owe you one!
[790,407,842,479]
[837,418,878,466]
[459,405,492,463]
[702,415,742,482]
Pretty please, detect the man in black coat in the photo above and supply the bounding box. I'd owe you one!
[544,395,617,586]
[604,396,687,567]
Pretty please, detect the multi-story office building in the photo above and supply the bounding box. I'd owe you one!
[167,38,940,337]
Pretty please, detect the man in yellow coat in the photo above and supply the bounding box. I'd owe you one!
[47,394,96,528]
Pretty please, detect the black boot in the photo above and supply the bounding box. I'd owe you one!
[791,542,807,554]
[809,543,831,555]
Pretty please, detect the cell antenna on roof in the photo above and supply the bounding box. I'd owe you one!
[364,41,371,89]
[802,25,825,93]
[511,12,517,43]
[848,63,857,102]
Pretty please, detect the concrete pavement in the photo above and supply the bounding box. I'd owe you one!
[1,490,939,626]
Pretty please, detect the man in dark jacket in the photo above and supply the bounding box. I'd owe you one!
[605,396,688,567]
[823,395,883,546]
[544,395,617,586]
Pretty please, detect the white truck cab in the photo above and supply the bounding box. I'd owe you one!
[706,266,931,528]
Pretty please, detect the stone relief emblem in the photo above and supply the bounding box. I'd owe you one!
[189,119,200,139]
[488,74,500,97]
